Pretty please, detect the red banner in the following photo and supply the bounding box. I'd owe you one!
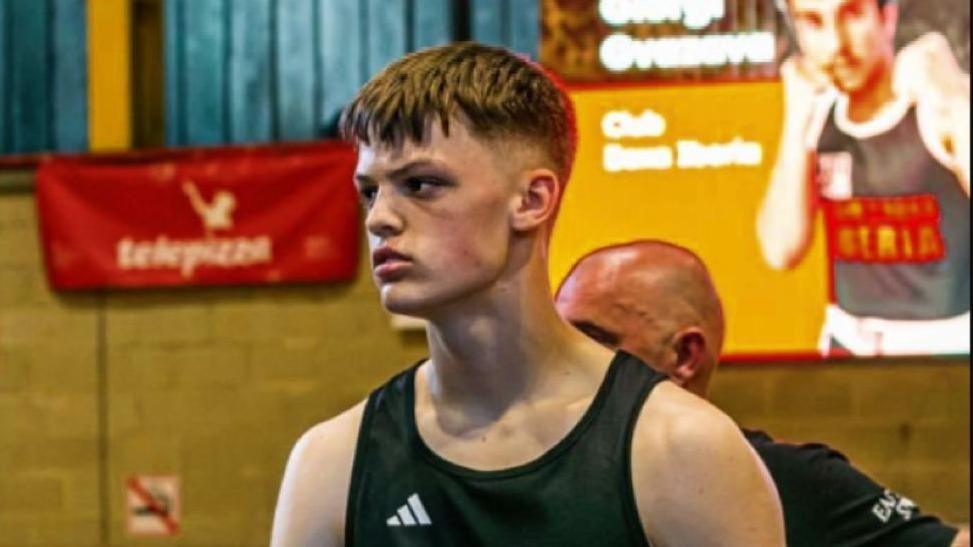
[823,195,946,264]
[36,142,360,290]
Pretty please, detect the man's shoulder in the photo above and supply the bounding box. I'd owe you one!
[286,399,369,503]
[740,430,961,547]
[295,359,423,468]
[636,382,740,445]
[743,429,851,467]
[631,382,754,484]
[741,429,856,499]
[629,384,786,546]
[270,400,368,547]
[300,400,369,462]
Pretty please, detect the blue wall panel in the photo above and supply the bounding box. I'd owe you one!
[0,0,542,153]
[0,0,87,155]
[52,0,89,152]
[413,0,452,51]
[164,0,185,146]
[164,0,541,147]
[319,0,364,133]
[0,1,8,152]
[366,0,408,77]
[183,0,227,145]
[509,0,540,60]
[229,0,273,143]
[9,0,50,153]
[471,0,505,45]
[276,0,318,140]
[472,0,538,57]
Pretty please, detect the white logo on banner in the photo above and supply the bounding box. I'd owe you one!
[601,109,763,173]
[183,182,236,234]
[598,0,724,29]
[596,0,775,72]
[116,180,274,278]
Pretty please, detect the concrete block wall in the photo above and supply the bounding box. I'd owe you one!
[101,270,428,547]
[1,191,428,547]
[0,193,102,546]
[1,189,969,546]
[711,360,970,524]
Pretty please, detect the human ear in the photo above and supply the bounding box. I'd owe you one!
[510,168,561,232]
[670,329,707,386]
[881,2,898,41]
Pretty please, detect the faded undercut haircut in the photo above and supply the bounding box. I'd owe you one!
[340,41,577,185]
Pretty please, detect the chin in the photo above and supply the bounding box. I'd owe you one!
[382,300,432,319]
[835,64,884,96]
[378,284,442,318]
[379,280,484,320]
[381,295,427,318]
[835,77,867,94]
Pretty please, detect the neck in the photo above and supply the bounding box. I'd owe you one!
[685,376,711,400]
[846,61,896,123]
[422,238,609,416]
[687,354,718,400]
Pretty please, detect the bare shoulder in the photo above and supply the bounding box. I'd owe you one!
[270,400,368,547]
[632,382,744,475]
[631,382,785,547]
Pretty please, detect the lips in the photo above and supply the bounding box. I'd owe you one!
[372,246,411,281]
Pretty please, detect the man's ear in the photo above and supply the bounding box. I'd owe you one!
[510,168,560,232]
[881,1,898,41]
[669,328,707,386]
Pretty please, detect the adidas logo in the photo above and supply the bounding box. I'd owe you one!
[386,493,432,527]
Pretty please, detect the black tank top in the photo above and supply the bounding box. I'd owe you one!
[816,102,970,319]
[345,352,666,547]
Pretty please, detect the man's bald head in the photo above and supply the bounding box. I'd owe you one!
[555,240,725,396]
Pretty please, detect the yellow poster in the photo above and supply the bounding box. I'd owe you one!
[551,82,829,358]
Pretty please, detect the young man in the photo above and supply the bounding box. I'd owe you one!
[270,43,785,546]
[757,0,970,356]
[555,239,970,547]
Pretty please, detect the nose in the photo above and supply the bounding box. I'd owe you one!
[365,187,404,239]
[818,17,845,62]
[833,18,855,57]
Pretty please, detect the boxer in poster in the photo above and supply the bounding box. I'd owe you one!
[757,0,970,356]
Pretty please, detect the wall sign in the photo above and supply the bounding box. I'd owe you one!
[541,0,781,82]
[36,142,360,290]
[126,475,180,537]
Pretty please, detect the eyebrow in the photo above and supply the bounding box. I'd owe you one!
[354,159,445,185]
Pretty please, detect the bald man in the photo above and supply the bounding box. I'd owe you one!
[556,240,969,547]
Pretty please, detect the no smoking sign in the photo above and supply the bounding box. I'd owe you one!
[126,475,181,537]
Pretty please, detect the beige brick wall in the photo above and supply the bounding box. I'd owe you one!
[711,360,970,524]
[1,189,969,546]
[0,193,102,546]
[101,261,428,547]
